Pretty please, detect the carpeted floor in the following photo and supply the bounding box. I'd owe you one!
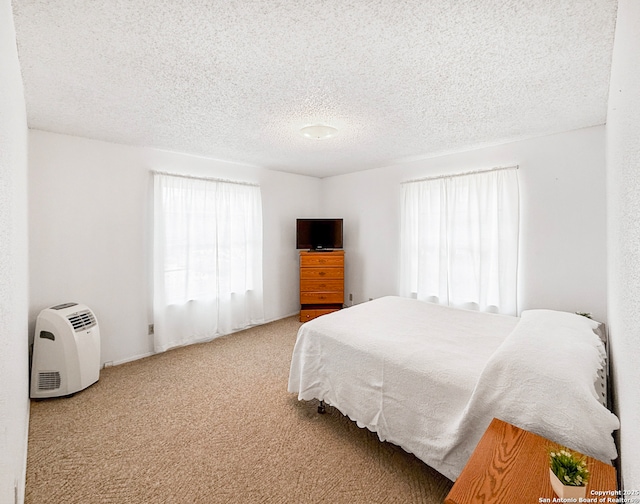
[26,316,453,503]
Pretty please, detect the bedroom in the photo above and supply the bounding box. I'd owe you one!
[1,0,639,502]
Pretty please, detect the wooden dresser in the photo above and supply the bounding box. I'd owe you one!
[299,250,344,322]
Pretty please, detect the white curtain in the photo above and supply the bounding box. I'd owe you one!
[400,167,519,315]
[153,173,264,352]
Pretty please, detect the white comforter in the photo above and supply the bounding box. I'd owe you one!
[287,296,619,481]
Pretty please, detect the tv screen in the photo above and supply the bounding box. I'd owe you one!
[296,219,343,250]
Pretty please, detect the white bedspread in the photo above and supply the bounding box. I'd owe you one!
[287,296,619,481]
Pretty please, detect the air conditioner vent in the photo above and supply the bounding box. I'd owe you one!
[51,302,78,310]
[67,310,97,331]
[38,371,61,391]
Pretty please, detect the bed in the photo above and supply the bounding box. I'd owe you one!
[287,296,619,481]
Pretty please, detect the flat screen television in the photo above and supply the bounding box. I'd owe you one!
[296,218,343,250]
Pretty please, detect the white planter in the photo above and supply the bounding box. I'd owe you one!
[549,469,587,500]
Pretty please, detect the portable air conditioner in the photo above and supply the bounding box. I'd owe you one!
[30,302,101,399]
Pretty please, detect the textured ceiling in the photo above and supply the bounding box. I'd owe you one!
[12,0,618,178]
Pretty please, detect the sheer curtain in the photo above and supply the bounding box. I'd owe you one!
[153,173,264,352]
[400,167,519,315]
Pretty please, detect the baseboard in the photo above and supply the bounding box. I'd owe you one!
[108,352,154,367]
[17,399,30,504]
[262,311,300,323]
[106,313,300,368]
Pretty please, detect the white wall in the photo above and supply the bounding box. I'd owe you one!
[606,0,640,489]
[0,1,30,502]
[322,127,608,322]
[29,131,321,365]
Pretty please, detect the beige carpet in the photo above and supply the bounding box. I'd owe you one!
[26,316,453,503]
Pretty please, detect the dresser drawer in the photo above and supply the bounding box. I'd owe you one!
[300,291,344,305]
[300,279,343,292]
[300,267,343,280]
[300,253,344,267]
[300,307,341,322]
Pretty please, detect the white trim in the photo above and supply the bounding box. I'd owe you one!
[106,314,301,366]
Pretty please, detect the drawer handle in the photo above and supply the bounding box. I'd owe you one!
[319,259,326,263]
[319,295,326,300]
[319,271,326,276]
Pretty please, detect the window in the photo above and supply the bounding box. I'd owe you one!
[399,167,519,315]
[153,173,264,352]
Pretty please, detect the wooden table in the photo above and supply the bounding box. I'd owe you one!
[445,418,617,504]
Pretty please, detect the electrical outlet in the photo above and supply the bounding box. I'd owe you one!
[349,293,353,301]
[148,324,154,335]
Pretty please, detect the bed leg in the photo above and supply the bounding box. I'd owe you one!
[317,400,326,414]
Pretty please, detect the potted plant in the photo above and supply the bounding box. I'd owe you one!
[548,447,590,499]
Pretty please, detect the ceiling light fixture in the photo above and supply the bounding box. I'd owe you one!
[300,124,338,140]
